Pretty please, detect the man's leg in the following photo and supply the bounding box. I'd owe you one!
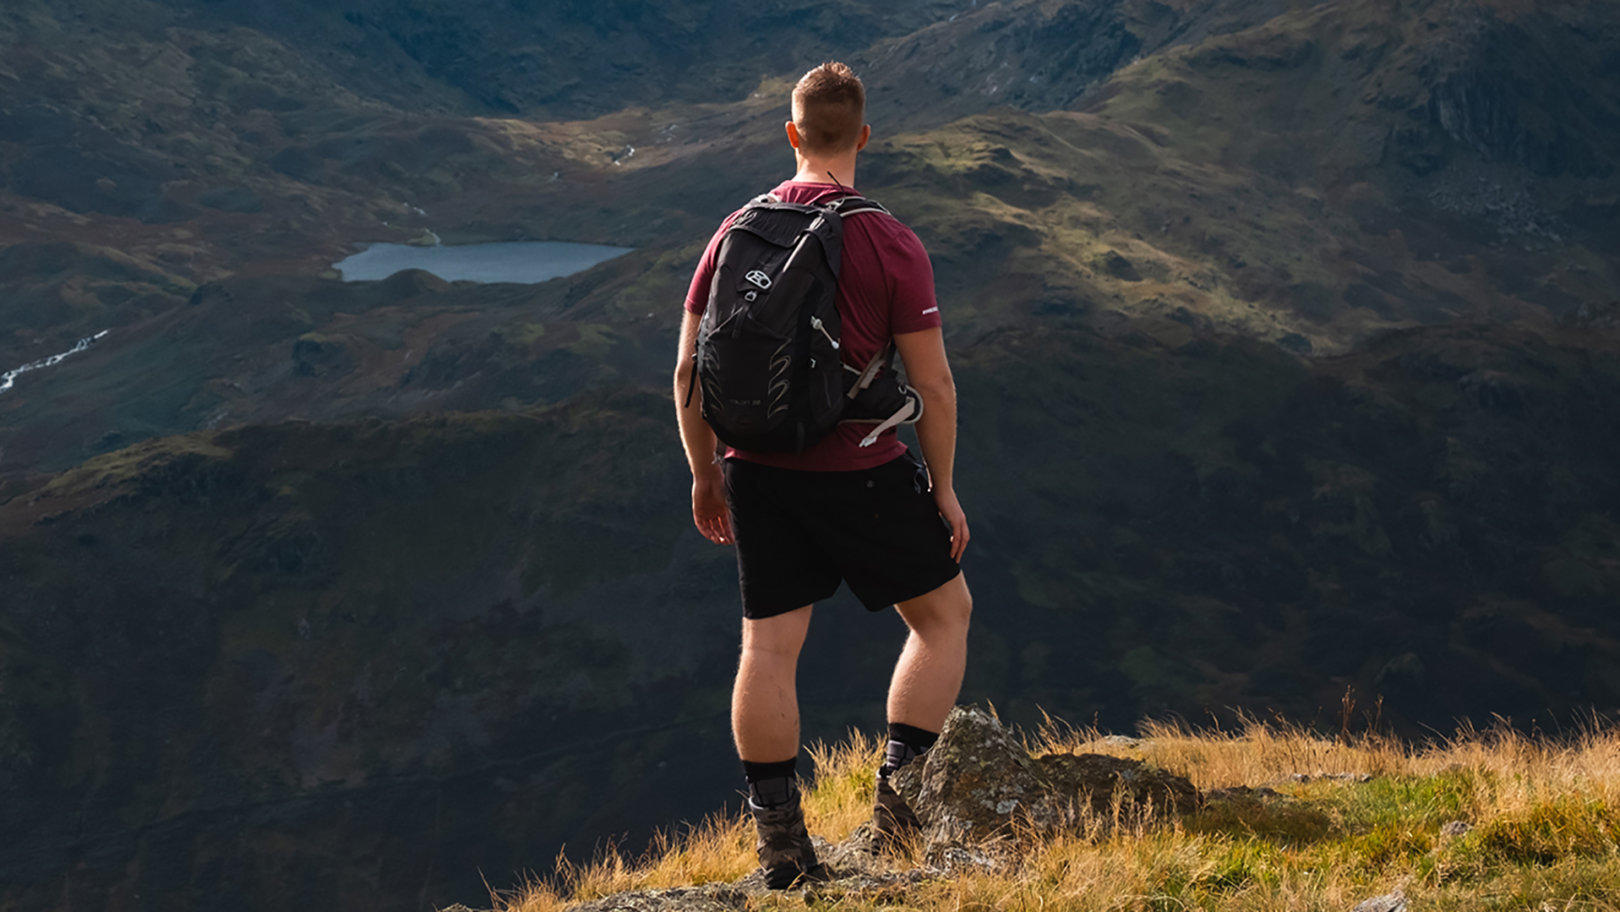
[733,604,823,888]
[734,604,813,766]
[889,573,972,733]
[872,574,972,841]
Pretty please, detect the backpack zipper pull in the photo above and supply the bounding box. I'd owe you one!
[810,316,840,350]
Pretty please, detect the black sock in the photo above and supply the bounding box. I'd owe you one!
[880,722,939,778]
[742,757,799,808]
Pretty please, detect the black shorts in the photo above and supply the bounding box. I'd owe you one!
[722,450,961,619]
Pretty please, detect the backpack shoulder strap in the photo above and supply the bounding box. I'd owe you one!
[740,192,882,216]
[826,195,888,218]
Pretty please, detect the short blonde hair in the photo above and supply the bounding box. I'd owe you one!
[792,61,866,155]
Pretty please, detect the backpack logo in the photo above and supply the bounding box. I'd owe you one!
[744,270,773,290]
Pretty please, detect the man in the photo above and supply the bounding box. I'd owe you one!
[673,61,972,888]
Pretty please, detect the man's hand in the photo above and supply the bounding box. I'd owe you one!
[692,470,733,545]
[934,485,969,562]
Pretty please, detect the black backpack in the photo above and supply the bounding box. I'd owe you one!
[690,193,922,453]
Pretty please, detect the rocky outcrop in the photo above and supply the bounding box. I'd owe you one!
[893,706,1198,854]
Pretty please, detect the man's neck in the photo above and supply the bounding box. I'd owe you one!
[791,155,858,188]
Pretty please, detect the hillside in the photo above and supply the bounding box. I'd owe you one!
[2,0,1620,910]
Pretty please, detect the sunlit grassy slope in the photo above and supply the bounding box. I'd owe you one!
[508,716,1620,912]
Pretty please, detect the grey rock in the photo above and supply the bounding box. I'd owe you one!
[565,885,748,912]
[894,704,1044,846]
[806,831,906,884]
[1351,889,1408,912]
[801,868,944,903]
[925,843,1015,876]
[819,823,883,875]
[894,705,1198,852]
[1440,820,1472,838]
[733,832,944,900]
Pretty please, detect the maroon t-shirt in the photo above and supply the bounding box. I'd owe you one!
[685,180,942,472]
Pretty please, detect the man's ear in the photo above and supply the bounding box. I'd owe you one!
[786,121,802,150]
[856,123,871,152]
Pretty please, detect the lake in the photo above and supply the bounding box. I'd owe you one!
[334,241,633,283]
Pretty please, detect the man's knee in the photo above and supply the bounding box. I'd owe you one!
[896,574,972,636]
[740,605,814,660]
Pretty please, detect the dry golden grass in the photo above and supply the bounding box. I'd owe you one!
[802,729,888,843]
[507,811,756,912]
[499,713,1620,912]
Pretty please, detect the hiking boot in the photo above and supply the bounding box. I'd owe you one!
[872,773,921,848]
[749,796,825,889]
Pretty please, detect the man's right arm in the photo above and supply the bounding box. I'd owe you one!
[674,309,732,545]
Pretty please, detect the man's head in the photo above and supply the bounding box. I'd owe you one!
[790,62,868,157]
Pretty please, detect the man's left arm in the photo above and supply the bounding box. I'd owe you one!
[894,327,968,561]
[883,219,967,561]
